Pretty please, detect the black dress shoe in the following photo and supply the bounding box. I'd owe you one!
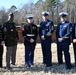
[25,64,31,68]
[43,62,46,64]
[6,67,12,70]
[66,66,72,70]
[46,64,52,67]
[11,63,15,65]
[58,62,63,65]
[29,62,34,66]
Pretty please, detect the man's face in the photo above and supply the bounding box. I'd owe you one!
[27,18,33,23]
[60,17,67,22]
[8,16,14,22]
[43,15,49,20]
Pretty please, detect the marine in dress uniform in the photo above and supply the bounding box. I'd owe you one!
[56,12,72,69]
[39,11,54,67]
[0,25,4,68]
[22,15,38,67]
[72,23,76,66]
[3,13,18,70]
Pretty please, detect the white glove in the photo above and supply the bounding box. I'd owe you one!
[41,35,45,40]
[30,38,34,43]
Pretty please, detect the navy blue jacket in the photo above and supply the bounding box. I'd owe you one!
[72,23,76,39]
[39,19,54,44]
[56,21,72,45]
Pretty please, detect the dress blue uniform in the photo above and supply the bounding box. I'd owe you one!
[72,23,76,66]
[56,12,72,69]
[39,11,54,67]
[22,15,38,67]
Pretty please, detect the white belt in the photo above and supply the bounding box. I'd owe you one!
[26,34,35,37]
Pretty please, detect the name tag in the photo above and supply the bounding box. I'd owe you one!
[64,25,67,28]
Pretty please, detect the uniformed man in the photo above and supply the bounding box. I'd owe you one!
[56,12,72,69]
[3,13,18,70]
[0,25,4,68]
[39,11,54,67]
[72,23,76,66]
[22,15,38,68]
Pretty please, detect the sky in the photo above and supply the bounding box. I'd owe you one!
[0,0,64,9]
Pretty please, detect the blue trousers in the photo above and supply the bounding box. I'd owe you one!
[25,45,35,65]
[73,43,76,65]
[57,44,71,68]
[41,43,52,66]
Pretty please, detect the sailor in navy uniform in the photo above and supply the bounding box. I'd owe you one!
[0,25,4,68]
[22,15,38,67]
[72,23,76,66]
[56,12,72,69]
[39,11,54,67]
